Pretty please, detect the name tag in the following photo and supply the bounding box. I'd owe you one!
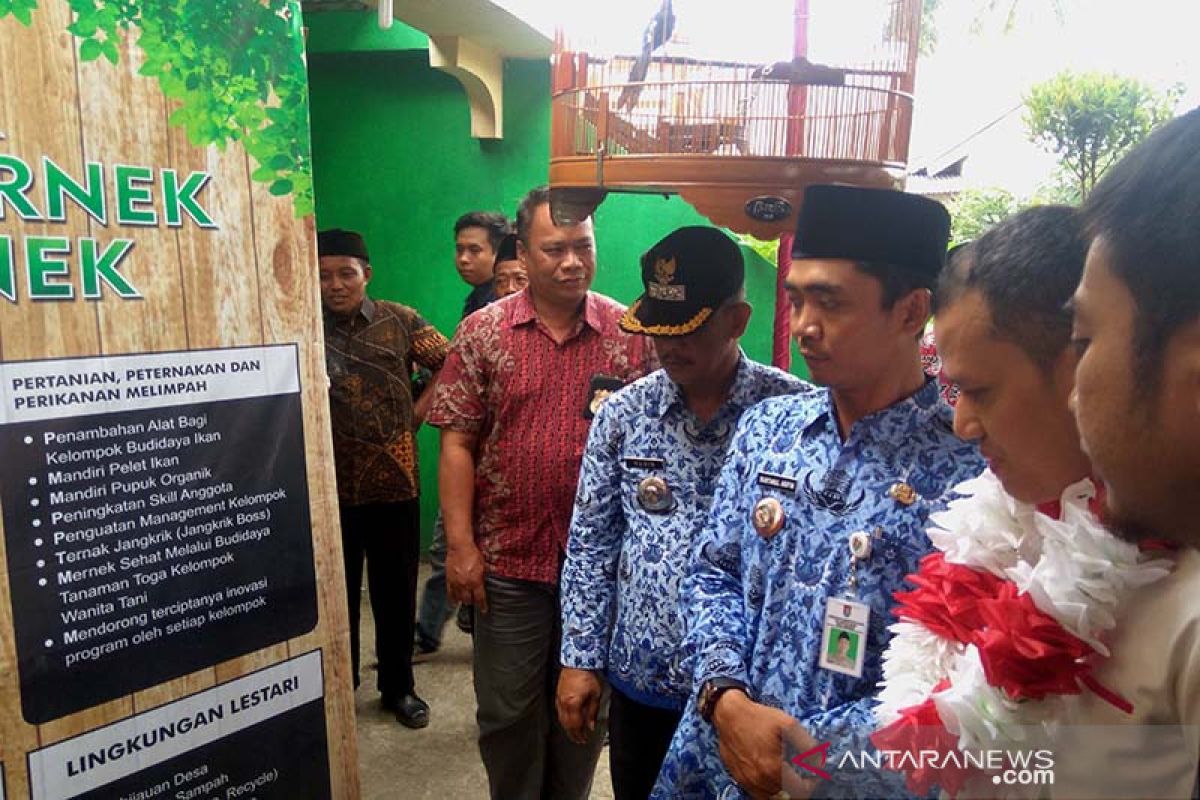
[625,457,665,471]
[757,472,798,495]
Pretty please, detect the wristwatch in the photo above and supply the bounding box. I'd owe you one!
[697,677,747,722]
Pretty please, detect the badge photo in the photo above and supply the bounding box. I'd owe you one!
[818,596,870,678]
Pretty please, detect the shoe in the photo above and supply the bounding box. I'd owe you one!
[413,635,439,659]
[455,604,474,634]
[388,693,429,729]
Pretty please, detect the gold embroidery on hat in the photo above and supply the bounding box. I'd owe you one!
[654,256,677,284]
[647,256,686,301]
[619,300,712,336]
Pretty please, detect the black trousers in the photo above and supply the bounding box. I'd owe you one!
[608,687,685,800]
[340,498,420,700]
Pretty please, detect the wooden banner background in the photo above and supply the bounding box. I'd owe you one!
[0,3,358,797]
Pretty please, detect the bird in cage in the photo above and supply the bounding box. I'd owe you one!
[751,55,846,86]
[618,0,676,110]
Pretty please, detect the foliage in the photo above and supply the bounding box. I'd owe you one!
[970,0,1064,35]
[738,235,781,266]
[1029,168,1081,207]
[921,0,1065,53]
[948,187,1023,245]
[919,0,941,55]
[1023,71,1177,200]
[1,0,313,216]
[0,0,39,25]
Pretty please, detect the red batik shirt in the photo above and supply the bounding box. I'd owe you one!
[428,290,655,584]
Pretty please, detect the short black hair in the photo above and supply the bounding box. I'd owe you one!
[853,260,932,309]
[1083,106,1200,388]
[453,211,511,251]
[516,185,551,245]
[836,631,851,643]
[936,205,1088,372]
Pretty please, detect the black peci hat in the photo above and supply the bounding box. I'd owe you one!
[620,226,744,336]
[792,185,951,284]
[493,233,519,266]
[317,228,370,263]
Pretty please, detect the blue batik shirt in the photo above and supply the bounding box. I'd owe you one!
[560,355,810,710]
[652,379,985,799]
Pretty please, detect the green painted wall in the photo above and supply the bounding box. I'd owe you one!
[305,10,427,53]
[306,16,804,544]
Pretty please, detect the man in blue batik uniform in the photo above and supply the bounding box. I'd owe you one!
[558,227,808,800]
[653,186,986,800]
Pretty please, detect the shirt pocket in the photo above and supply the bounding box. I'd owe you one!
[852,497,936,622]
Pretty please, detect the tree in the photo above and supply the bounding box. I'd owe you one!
[969,0,1064,35]
[920,0,1064,54]
[1024,71,1177,200]
[948,187,1023,245]
[919,0,942,55]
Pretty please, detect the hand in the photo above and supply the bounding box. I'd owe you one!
[555,668,604,745]
[712,690,820,800]
[446,541,487,613]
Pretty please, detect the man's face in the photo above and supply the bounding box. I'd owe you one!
[519,203,596,308]
[936,290,1088,504]
[652,302,749,390]
[455,226,497,287]
[785,258,921,392]
[1070,238,1200,543]
[836,637,850,657]
[493,258,529,298]
[319,255,371,317]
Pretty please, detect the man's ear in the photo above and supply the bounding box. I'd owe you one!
[362,262,373,284]
[517,239,529,269]
[726,302,752,339]
[1049,343,1079,409]
[1172,318,1200,418]
[896,288,932,338]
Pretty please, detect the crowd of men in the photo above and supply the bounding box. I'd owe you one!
[318,106,1200,799]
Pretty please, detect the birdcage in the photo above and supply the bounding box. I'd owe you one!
[549,0,923,239]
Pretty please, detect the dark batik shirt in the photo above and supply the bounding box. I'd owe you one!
[325,297,450,507]
[463,281,497,319]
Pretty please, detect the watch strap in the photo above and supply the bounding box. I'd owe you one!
[698,677,747,722]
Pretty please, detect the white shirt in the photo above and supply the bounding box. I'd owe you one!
[1051,547,1200,799]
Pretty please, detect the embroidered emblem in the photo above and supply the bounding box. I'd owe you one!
[803,469,865,515]
[654,256,676,284]
[648,256,686,301]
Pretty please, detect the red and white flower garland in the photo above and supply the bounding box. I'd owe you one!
[870,470,1173,798]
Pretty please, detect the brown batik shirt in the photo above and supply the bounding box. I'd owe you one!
[325,297,450,507]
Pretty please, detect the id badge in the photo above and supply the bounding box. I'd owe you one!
[818,597,870,678]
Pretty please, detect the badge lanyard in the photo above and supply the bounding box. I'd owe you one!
[819,478,919,680]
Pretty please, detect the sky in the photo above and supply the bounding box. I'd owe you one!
[497,0,1200,197]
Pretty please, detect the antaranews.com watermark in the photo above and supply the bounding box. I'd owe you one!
[783,723,1199,799]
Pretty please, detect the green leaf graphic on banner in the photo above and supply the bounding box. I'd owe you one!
[79,36,102,60]
[2,0,315,217]
[0,0,38,26]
